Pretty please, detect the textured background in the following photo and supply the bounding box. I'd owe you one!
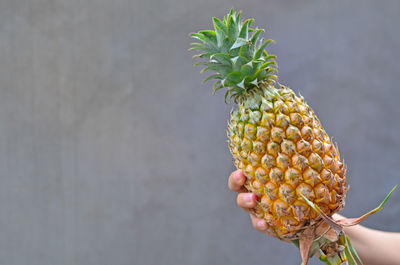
[0,0,399,265]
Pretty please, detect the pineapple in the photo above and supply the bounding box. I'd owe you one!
[228,85,347,239]
[192,9,347,239]
[191,9,396,265]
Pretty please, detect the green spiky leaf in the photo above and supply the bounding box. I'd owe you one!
[213,17,228,34]
[251,29,264,44]
[231,38,247,50]
[202,74,222,84]
[239,19,253,39]
[191,9,277,103]
[345,234,363,265]
[336,185,397,227]
[255,39,274,59]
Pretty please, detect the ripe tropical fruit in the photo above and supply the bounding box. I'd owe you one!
[191,9,396,265]
[228,86,348,239]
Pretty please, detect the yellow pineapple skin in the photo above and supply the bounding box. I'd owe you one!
[227,84,347,240]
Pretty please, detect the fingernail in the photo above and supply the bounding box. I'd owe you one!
[257,220,266,229]
[234,172,242,181]
[244,193,254,202]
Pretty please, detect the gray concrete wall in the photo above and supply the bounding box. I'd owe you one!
[0,0,399,264]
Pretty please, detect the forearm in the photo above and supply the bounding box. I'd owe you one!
[343,224,400,265]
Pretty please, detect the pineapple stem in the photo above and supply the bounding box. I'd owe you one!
[294,233,362,265]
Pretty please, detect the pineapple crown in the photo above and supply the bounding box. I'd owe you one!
[190,9,277,103]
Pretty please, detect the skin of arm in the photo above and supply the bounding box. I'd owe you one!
[337,214,400,265]
[228,170,400,265]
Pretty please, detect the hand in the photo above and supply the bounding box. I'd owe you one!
[229,170,400,265]
[228,169,272,235]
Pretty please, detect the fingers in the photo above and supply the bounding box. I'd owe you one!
[250,214,269,233]
[237,193,257,209]
[228,170,272,236]
[229,170,256,212]
[228,170,246,192]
